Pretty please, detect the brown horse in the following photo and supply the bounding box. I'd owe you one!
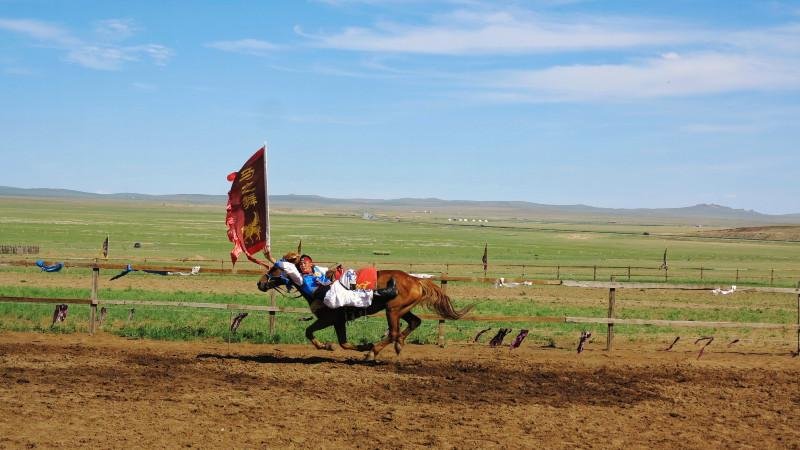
[257,261,472,360]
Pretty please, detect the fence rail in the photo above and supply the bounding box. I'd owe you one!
[3,256,799,287]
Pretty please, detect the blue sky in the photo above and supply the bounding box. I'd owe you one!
[1,0,799,214]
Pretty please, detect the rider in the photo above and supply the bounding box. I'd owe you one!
[266,250,397,307]
[296,254,333,299]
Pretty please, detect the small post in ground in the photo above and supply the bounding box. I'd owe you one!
[606,286,616,351]
[438,278,448,347]
[90,265,99,335]
[269,291,276,336]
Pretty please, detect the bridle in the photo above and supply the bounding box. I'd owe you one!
[262,264,303,298]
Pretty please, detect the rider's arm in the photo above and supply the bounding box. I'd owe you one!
[275,260,303,285]
[312,266,332,286]
[264,248,276,264]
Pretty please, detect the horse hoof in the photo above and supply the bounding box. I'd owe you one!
[394,342,402,355]
[324,343,334,351]
[363,351,375,362]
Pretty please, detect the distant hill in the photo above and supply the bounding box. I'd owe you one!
[1,186,798,225]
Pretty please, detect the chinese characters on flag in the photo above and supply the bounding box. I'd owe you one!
[226,146,270,267]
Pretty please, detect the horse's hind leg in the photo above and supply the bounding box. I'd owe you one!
[334,320,373,352]
[369,308,419,358]
[306,319,334,351]
[398,311,422,346]
[391,305,421,354]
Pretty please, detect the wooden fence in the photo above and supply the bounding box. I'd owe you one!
[0,245,39,255]
[1,261,799,354]
[3,257,800,287]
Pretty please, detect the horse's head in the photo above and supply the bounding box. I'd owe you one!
[256,263,293,293]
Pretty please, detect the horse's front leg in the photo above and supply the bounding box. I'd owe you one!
[365,307,401,360]
[334,320,373,352]
[370,306,403,356]
[306,319,334,351]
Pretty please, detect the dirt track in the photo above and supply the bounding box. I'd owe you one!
[1,332,799,449]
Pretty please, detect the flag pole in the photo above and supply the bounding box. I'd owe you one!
[263,141,271,256]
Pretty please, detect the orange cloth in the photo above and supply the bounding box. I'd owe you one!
[355,267,378,290]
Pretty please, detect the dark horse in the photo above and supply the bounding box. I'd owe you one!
[257,259,472,360]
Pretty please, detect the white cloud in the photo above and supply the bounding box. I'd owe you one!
[0,17,171,70]
[135,44,171,66]
[0,18,78,45]
[132,82,157,91]
[65,44,171,70]
[94,19,137,41]
[483,51,800,101]
[206,39,280,55]
[296,11,701,54]
[66,45,135,70]
[680,123,761,134]
[291,5,800,101]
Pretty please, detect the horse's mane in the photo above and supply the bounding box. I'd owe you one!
[281,252,301,265]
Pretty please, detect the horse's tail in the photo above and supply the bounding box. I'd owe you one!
[418,279,474,320]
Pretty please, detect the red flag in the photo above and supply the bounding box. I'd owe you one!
[226,147,270,267]
[482,243,488,271]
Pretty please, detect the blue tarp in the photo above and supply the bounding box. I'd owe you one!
[36,260,64,272]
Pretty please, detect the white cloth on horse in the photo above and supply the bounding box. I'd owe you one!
[275,260,303,285]
[341,268,357,288]
[323,280,372,309]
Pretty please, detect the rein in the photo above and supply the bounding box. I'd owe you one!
[264,270,304,299]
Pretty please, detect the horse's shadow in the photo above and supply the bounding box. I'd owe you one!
[196,352,383,366]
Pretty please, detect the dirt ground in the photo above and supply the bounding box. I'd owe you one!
[1,332,799,449]
[695,225,800,242]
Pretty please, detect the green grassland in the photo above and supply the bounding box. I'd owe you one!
[1,197,799,346]
[2,197,798,277]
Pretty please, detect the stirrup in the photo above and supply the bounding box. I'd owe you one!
[374,277,397,300]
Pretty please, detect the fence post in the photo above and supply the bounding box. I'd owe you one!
[90,266,99,335]
[796,292,799,355]
[556,265,560,280]
[438,278,448,347]
[269,292,276,336]
[770,269,774,286]
[736,268,739,283]
[627,266,631,281]
[700,266,704,281]
[606,287,616,351]
[593,265,597,281]
[522,264,526,278]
